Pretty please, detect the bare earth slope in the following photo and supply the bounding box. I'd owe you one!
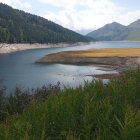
[37,48,140,67]
[0,42,90,54]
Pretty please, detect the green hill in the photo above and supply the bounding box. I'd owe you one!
[87,20,140,41]
[0,3,89,43]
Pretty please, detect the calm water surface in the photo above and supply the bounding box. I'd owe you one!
[0,41,140,93]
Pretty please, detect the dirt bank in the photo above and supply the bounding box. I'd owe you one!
[37,55,140,66]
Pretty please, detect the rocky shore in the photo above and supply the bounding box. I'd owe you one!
[0,42,91,54]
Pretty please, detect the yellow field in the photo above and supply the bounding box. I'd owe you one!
[57,48,140,58]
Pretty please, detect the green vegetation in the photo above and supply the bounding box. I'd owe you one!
[0,69,140,139]
[0,3,90,43]
[87,20,140,41]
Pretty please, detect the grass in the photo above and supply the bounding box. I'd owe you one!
[49,48,140,58]
[0,69,140,139]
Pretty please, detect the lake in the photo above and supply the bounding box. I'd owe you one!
[0,41,140,93]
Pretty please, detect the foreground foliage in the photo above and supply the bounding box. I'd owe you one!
[0,69,140,139]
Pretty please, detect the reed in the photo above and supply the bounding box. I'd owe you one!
[0,69,139,139]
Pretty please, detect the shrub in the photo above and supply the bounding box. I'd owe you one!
[0,70,139,139]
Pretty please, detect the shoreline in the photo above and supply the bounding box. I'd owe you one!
[0,42,93,54]
[87,73,120,79]
[36,48,140,71]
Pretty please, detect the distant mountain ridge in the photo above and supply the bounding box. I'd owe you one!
[129,19,140,29]
[0,3,90,43]
[87,20,140,41]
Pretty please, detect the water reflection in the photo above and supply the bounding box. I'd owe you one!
[0,41,140,93]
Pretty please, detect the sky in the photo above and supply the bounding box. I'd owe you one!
[0,0,140,34]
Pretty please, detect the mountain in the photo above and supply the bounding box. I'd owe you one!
[0,3,89,43]
[126,20,140,40]
[128,19,140,29]
[87,20,140,41]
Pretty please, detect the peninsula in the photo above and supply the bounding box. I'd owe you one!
[37,48,140,68]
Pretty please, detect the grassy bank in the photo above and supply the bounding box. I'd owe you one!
[40,48,140,59]
[0,69,140,139]
[37,48,140,67]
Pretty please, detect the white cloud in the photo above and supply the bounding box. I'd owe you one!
[0,0,31,10]
[40,0,140,31]
[39,0,84,9]
[118,10,140,25]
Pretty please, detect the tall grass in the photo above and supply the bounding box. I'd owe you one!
[0,69,140,139]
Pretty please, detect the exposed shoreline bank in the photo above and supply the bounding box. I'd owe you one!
[0,42,93,54]
[37,48,140,72]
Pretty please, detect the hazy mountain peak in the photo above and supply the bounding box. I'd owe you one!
[87,21,126,41]
[87,19,140,41]
[110,22,122,25]
[128,19,140,29]
[105,22,125,28]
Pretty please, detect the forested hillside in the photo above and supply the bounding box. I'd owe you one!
[0,3,89,43]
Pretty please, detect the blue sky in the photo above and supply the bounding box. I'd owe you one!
[0,0,140,34]
[113,0,140,10]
